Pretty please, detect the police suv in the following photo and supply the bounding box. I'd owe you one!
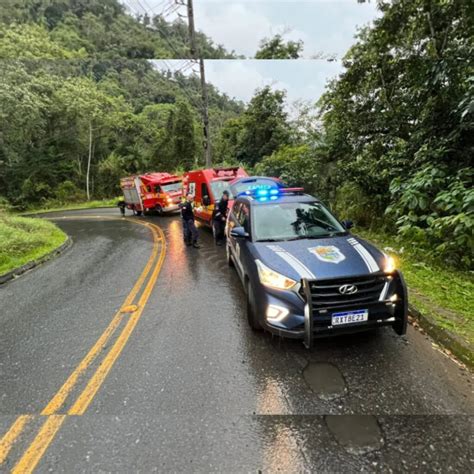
[225,185,408,348]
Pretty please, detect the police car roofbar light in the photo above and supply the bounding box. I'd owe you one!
[238,186,305,198]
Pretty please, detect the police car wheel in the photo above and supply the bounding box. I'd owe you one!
[226,244,234,267]
[246,282,262,331]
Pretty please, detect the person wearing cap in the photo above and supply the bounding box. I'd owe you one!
[212,190,230,246]
[180,193,200,248]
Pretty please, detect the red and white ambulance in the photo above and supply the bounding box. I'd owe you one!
[120,173,183,216]
[182,167,248,226]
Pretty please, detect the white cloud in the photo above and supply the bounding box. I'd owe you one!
[153,60,343,112]
[195,4,307,57]
[205,61,290,102]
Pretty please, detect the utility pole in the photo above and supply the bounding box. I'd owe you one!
[185,0,212,167]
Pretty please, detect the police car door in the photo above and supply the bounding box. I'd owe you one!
[232,202,252,283]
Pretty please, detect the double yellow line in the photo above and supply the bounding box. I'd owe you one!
[0,217,166,473]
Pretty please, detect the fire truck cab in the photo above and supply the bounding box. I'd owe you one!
[182,167,248,226]
[120,173,183,216]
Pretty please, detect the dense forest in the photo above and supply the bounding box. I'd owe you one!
[0,1,242,207]
[218,0,473,269]
[0,0,472,270]
[260,1,474,270]
[0,0,236,59]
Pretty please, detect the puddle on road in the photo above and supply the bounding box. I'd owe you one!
[303,362,346,399]
[325,415,384,454]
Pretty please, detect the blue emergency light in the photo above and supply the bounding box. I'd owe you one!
[238,183,304,200]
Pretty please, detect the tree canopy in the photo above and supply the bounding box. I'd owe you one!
[255,34,304,59]
[0,0,237,59]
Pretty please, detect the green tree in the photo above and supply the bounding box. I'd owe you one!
[53,77,127,199]
[0,23,86,58]
[172,101,197,171]
[319,0,473,267]
[255,34,303,59]
[237,86,291,166]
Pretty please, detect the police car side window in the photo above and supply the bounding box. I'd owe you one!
[239,203,251,233]
[232,203,241,222]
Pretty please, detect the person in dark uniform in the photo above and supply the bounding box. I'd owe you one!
[180,193,200,248]
[212,190,230,245]
[118,200,126,217]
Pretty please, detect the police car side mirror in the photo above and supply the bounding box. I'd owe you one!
[230,226,249,239]
[342,220,354,230]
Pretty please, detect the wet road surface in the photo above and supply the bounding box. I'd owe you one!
[0,208,472,472]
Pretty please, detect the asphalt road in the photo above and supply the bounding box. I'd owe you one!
[0,208,472,473]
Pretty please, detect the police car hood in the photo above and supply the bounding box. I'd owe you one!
[253,235,385,281]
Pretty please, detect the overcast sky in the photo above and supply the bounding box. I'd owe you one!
[126,1,380,106]
[123,1,380,58]
[154,59,343,107]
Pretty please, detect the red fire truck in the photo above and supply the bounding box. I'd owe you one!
[120,173,183,216]
[182,167,248,226]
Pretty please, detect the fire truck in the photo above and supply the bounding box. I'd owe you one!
[120,173,183,216]
[182,167,248,226]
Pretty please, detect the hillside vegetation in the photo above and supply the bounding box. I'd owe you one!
[0,0,236,59]
[0,58,243,210]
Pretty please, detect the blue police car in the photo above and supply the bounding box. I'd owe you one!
[225,186,408,348]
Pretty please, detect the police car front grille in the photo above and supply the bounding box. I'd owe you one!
[306,275,386,310]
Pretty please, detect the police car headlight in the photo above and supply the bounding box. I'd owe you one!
[384,255,396,273]
[256,260,297,291]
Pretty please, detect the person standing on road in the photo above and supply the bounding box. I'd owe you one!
[180,193,200,248]
[118,199,126,217]
[212,190,230,246]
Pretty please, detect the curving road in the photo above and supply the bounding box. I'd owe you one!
[0,208,472,472]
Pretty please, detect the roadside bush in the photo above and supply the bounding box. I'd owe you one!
[54,180,86,203]
[387,166,474,268]
[331,183,383,228]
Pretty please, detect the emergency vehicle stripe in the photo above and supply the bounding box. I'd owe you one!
[267,245,316,279]
[348,239,380,273]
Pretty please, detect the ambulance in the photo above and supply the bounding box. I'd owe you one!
[120,173,183,216]
[182,167,248,226]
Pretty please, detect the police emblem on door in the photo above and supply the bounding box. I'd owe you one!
[309,246,345,264]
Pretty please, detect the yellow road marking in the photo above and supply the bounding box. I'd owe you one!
[69,232,166,414]
[0,416,33,465]
[1,218,165,472]
[11,416,66,474]
[41,222,159,416]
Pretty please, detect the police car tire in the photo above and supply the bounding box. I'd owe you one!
[246,282,262,331]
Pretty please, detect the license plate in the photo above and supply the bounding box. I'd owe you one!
[331,309,368,326]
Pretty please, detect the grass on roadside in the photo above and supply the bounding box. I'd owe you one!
[0,213,67,276]
[21,198,119,215]
[356,229,474,345]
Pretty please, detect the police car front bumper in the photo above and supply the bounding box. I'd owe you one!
[257,271,408,347]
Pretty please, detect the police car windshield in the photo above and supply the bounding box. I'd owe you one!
[210,181,233,199]
[161,182,182,193]
[253,202,346,241]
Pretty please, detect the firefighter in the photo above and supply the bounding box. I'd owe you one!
[212,190,230,245]
[117,199,126,217]
[180,193,200,248]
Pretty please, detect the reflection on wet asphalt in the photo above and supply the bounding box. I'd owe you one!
[0,208,472,472]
